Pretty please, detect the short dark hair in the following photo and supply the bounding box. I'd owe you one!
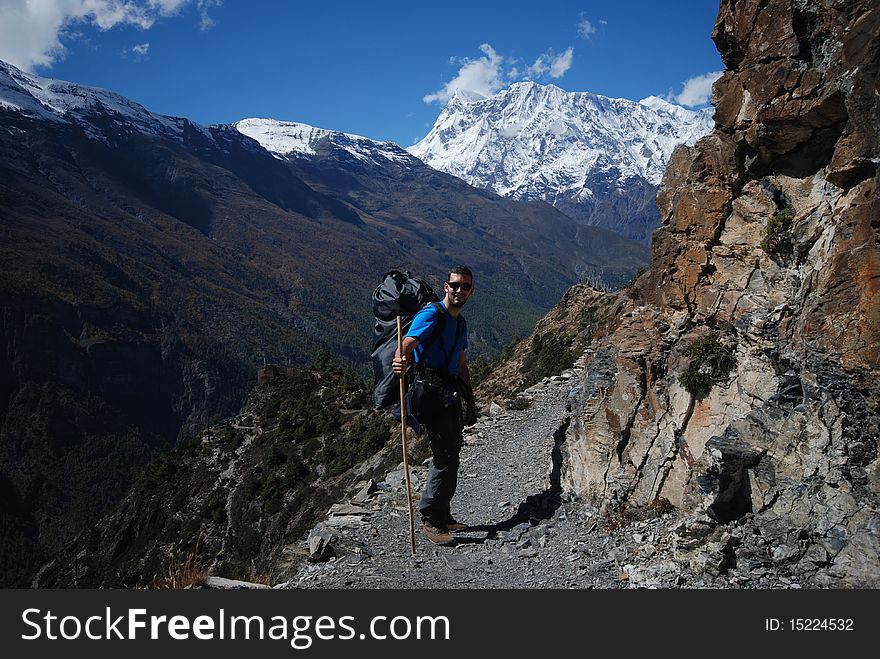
[446,265,473,282]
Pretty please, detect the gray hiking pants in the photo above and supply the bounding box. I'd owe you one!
[418,401,463,527]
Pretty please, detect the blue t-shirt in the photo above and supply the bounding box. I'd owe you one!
[406,302,467,375]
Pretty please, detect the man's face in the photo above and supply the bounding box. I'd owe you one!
[445,273,474,309]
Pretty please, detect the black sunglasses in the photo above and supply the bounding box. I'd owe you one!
[446,281,472,291]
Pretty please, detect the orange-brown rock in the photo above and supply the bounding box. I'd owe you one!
[564,0,880,587]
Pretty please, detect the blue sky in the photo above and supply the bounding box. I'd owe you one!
[0,0,725,146]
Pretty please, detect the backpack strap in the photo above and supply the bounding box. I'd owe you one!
[422,302,446,353]
[414,302,447,377]
[444,314,464,372]
[416,303,465,376]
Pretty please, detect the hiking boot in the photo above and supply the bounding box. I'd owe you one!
[421,522,455,546]
[446,516,468,532]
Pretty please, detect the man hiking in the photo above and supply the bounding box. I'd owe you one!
[392,265,475,546]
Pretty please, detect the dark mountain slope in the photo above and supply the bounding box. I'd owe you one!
[36,367,408,588]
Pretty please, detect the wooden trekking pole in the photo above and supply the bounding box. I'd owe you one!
[396,316,417,554]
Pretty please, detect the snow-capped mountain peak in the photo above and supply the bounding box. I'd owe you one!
[408,81,714,242]
[638,95,708,123]
[450,87,491,104]
[234,117,416,166]
[0,59,204,143]
[0,58,420,174]
[410,81,713,190]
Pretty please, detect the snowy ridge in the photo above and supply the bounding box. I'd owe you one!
[409,81,714,198]
[0,59,207,143]
[234,117,417,166]
[0,58,423,173]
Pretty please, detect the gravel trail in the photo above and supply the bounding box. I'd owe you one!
[287,375,650,589]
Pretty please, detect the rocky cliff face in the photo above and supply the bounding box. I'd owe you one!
[562,0,879,586]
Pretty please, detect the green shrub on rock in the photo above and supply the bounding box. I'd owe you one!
[522,329,577,388]
[678,331,736,400]
[761,207,793,254]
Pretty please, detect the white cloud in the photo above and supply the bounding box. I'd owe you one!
[527,47,574,80]
[577,19,596,39]
[673,70,723,106]
[196,0,221,31]
[131,42,150,56]
[424,43,505,104]
[527,55,548,79]
[426,43,576,104]
[150,0,188,12]
[0,0,218,71]
[549,47,573,78]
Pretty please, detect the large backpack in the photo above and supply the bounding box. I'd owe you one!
[371,270,441,409]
